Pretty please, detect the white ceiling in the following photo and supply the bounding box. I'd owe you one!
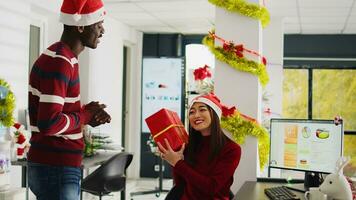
[103,0,356,34]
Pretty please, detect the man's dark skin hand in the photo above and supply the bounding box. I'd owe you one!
[89,109,111,127]
[84,101,104,111]
[84,101,111,127]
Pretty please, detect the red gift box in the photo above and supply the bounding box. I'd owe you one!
[145,108,188,151]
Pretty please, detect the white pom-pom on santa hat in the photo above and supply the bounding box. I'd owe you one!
[59,0,106,26]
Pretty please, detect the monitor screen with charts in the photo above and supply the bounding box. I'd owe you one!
[269,119,343,174]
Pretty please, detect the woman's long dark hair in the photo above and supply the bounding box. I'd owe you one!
[185,106,228,165]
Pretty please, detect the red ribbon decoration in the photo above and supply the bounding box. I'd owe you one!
[208,92,259,123]
[208,31,267,66]
[200,92,260,124]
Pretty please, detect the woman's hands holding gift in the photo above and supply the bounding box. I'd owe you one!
[157,139,185,167]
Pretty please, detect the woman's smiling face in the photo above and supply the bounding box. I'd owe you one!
[189,102,212,136]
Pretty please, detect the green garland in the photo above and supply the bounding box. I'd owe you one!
[203,34,269,86]
[221,113,269,169]
[0,79,15,127]
[208,0,270,28]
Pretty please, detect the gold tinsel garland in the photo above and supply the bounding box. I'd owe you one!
[0,79,15,127]
[203,34,269,86]
[221,112,269,169]
[208,0,270,28]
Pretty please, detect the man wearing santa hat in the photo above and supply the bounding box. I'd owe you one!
[27,0,110,199]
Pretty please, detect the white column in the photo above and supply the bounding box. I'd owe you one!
[263,17,284,117]
[262,17,284,177]
[214,1,262,192]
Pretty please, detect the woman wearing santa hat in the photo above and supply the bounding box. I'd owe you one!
[27,0,111,199]
[158,93,242,200]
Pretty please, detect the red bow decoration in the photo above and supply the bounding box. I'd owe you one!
[13,122,26,144]
[205,93,258,123]
[208,31,267,66]
[235,44,244,58]
[222,105,236,117]
[17,134,26,144]
[193,65,212,81]
[13,123,22,130]
[223,42,234,51]
[264,108,271,115]
[206,93,236,117]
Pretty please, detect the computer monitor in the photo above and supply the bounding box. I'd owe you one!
[269,118,343,190]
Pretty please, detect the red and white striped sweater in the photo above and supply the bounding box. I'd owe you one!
[28,42,91,167]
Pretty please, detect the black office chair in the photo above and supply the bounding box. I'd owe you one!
[81,152,133,200]
[229,190,235,199]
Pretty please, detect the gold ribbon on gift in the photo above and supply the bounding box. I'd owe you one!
[153,124,185,140]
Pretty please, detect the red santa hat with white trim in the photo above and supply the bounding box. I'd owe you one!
[189,93,237,120]
[189,93,223,119]
[59,0,106,26]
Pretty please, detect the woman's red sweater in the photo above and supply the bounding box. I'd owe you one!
[173,136,241,200]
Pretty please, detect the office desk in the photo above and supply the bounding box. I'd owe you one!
[82,150,120,168]
[12,150,121,200]
[12,150,120,179]
[233,181,305,200]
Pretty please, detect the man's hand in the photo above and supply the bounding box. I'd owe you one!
[83,101,111,127]
[84,101,106,113]
[88,109,111,127]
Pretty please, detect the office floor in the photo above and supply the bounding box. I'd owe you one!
[82,178,172,200]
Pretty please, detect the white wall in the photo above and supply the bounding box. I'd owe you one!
[81,17,126,143]
[0,0,31,189]
[79,17,143,178]
[262,17,284,118]
[124,33,143,179]
[0,0,30,127]
[262,18,284,178]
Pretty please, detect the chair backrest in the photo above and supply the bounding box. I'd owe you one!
[84,152,133,182]
[229,190,235,200]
